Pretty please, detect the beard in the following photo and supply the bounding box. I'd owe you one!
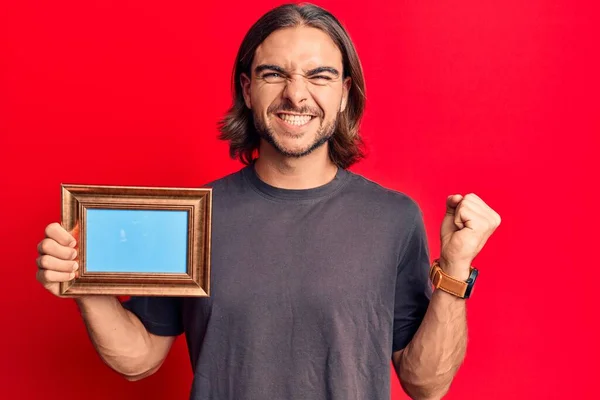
[253,104,337,158]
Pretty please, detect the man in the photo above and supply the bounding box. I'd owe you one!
[36,3,501,400]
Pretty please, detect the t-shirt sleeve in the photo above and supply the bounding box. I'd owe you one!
[122,296,184,337]
[392,207,433,352]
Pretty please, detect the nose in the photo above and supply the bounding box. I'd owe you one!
[282,74,309,108]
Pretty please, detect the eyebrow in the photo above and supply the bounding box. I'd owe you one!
[306,66,340,77]
[254,64,340,78]
[255,64,287,75]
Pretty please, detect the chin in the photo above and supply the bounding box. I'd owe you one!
[256,114,334,158]
[270,133,330,158]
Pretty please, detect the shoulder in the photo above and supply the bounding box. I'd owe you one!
[201,166,248,192]
[343,170,423,218]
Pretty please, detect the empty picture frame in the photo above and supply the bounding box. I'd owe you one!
[59,184,212,297]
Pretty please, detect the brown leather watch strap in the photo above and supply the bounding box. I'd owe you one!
[429,259,470,298]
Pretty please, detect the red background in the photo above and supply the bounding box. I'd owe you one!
[1,1,598,399]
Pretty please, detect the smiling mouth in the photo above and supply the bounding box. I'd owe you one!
[276,113,316,127]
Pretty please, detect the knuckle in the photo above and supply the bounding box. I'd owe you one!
[40,239,53,255]
[464,193,482,205]
[41,269,53,282]
[45,223,56,237]
[36,269,45,283]
[43,269,66,283]
[39,255,53,270]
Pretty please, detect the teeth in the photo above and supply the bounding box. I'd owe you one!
[279,114,312,126]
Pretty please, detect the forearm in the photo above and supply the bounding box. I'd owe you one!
[394,289,467,399]
[75,296,162,379]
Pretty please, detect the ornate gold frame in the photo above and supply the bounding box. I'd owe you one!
[59,184,211,297]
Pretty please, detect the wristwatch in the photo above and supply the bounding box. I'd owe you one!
[429,259,478,299]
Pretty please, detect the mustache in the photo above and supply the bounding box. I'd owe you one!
[267,102,323,118]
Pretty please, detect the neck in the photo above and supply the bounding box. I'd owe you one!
[254,141,338,189]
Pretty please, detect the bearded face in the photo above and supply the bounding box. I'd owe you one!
[241,26,351,158]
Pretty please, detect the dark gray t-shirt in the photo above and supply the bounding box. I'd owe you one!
[123,163,432,400]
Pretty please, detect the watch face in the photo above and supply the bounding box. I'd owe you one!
[464,268,479,298]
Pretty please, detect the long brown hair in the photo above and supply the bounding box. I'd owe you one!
[217,3,367,169]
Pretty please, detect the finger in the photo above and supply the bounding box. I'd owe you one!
[457,202,496,232]
[463,192,484,203]
[446,194,463,215]
[37,254,79,273]
[45,222,77,248]
[463,193,500,222]
[461,195,501,228]
[36,268,75,284]
[37,238,78,260]
[465,193,496,213]
[454,199,489,230]
[454,199,466,229]
[460,195,487,217]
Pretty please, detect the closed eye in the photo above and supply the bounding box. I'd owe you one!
[260,71,287,83]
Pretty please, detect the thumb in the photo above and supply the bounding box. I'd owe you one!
[441,194,464,236]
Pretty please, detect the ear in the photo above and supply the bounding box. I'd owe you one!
[240,73,252,109]
[340,76,351,112]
